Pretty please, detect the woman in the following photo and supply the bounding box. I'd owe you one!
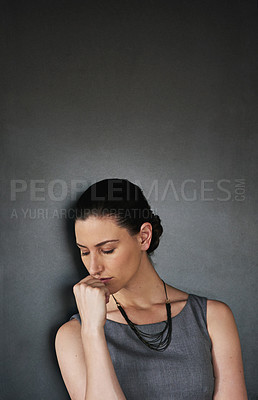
[55,178,248,400]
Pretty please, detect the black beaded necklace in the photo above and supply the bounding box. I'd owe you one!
[111,280,172,352]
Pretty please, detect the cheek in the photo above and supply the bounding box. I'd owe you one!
[121,245,141,269]
[111,247,138,271]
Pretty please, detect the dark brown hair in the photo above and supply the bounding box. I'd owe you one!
[74,178,163,255]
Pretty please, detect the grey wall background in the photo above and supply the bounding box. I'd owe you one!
[1,0,258,399]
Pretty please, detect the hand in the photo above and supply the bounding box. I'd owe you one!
[73,275,110,332]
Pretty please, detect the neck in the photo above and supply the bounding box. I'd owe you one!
[112,253,166,309]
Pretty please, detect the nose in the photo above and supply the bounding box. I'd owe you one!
[86,253,104,277]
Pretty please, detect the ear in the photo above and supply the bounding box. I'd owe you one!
[137,222,152,251]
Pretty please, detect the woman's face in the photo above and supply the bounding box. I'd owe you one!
[75,216,148,293]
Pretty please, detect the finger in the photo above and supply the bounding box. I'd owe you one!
[80,275,98,283]
[82,282,110,297]
[89,282,107,288]
[81,275,107,285]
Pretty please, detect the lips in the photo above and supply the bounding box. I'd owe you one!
[100,277,113,281]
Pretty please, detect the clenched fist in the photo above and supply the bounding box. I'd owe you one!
[73,275,111,332]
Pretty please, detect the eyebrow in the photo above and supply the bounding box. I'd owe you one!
[76,240,120,248]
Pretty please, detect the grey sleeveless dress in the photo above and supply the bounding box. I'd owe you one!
[70,293,215,399]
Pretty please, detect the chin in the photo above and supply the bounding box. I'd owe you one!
[108,281,124,295]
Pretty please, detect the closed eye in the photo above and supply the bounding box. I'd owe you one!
[102,249,115,254]
[81,249,115,256]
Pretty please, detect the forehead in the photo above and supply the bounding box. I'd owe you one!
[75,216,128,242]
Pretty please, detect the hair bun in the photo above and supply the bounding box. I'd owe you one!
[148,214,163,255]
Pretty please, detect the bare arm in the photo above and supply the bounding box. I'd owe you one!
[55,321,126,400]
[82,326,126,400]
[207,300,248,399]
[55,320,86,400]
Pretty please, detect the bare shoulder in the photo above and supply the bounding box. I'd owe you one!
[56,318,81,337]
[55,319,83,360]
[206,298,240,341]
[207,297,231,313]
[55,320,86,400]
[206,299,233,332]
[206,299,240,357]
[206,299,248,399]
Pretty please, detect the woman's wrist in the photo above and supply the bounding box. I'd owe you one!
[81,323,105,338]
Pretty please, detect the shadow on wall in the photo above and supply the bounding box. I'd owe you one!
[49,199,89,391]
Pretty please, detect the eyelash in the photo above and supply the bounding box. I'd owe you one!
[81,249,115,256]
